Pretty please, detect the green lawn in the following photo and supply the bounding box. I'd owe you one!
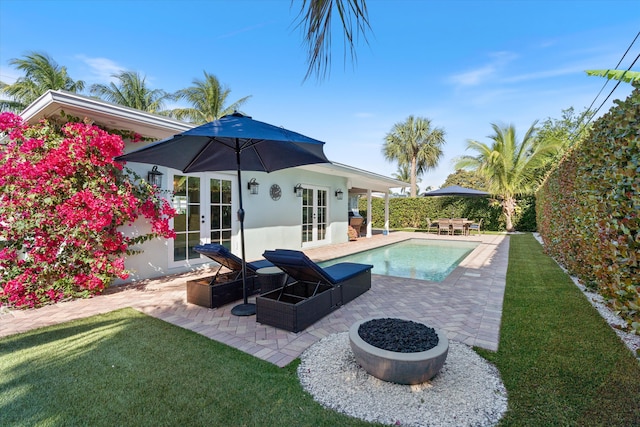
[1,234,639,426]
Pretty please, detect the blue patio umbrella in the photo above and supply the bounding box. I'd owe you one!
[116,112,330,316]
[423,185,490,218]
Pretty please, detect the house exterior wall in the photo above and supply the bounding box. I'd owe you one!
[115,163,350,284]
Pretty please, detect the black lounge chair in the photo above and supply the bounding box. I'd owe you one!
[256,249,373,332]
[186,244,273,309]
[194,243,273,282]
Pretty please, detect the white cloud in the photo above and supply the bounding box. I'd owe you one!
[448,51,518,87]
[449,64,496,86]
[75,55,125,84]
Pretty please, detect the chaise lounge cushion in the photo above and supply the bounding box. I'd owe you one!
[194,244,273,274]
[262,249,372,284]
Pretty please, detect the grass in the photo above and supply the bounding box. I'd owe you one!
[1,234,639,426]
[477,234,640,426]
[0,308,377,427]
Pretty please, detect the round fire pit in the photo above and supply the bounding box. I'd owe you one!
[349,317,449,385]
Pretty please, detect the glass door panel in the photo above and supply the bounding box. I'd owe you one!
[209,178,233,249]
[301,186,329,247]
[172,175,201,262]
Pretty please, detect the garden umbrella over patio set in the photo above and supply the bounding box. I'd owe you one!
[116,112,330,316]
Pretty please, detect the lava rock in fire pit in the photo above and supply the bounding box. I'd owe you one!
[358,318,439,353]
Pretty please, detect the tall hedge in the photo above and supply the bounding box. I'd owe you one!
[536,83,639,331]
[358,194,535,232]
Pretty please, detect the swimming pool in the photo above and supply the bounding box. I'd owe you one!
[320,239,479,282]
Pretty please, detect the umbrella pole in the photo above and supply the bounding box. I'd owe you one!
[231,139,256,316]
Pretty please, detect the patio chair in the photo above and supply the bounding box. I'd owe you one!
[262,249,373,303]
[426,218,438,234]
[437,219,451,235]
[194,243,273,282]
[468,219,483,235]
[349,216,365,237]
[451,219,466,236]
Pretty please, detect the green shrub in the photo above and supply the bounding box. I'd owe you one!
[537,83,639,331]
[358,195,533,232]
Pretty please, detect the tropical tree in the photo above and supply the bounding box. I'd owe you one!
[295,0,371,80]
[586,69,640,83]
[441,169,488,190]
[89,71,172,114]
[169,71,251,123]
[455,122,560,232]
[536,107,593,167]
[0,51,85,112]
[383,115,445,197]
[391,164,416,194]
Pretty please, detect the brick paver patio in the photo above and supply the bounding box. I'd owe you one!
[0,232,509,367]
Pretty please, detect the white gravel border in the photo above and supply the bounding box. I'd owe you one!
[532,233,640,359]
[298,332,507,427]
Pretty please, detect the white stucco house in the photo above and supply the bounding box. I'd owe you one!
[20,90,405,283]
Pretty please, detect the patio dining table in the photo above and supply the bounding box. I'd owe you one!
[435,218,474,236]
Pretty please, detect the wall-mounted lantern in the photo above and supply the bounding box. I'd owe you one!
[294,183,304,197]
[335,189,344,200]
[247,178,260,195]
[147,166,163,188]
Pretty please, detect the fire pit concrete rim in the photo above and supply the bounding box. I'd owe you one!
[349,317,449,362]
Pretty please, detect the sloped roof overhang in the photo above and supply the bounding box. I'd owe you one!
[300,162,407,193]
[19,90,191,140]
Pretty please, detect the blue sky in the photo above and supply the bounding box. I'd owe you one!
[1,0,638,189]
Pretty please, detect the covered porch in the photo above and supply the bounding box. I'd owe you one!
[301,161,406,238]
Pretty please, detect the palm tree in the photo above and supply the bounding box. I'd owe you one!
[89,71,172,113]
[169,71,251,124]
[455,122,560,232]
[295,0,371,80]
[391,164,417,194]
[586,69,640,83]
[0,51,85,112]
[383,116,445,197]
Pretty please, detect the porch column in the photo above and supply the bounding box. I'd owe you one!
[384,192,390,234]
[366,189,372,238]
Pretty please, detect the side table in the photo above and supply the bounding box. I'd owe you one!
[256,266,286,294]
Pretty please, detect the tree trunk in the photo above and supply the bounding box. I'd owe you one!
[410,158,417,197]
[502,196,516,232]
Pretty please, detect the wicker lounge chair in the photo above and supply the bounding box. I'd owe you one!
[194,243,273,281]
[256,249,373,332]
[186,244,274,308]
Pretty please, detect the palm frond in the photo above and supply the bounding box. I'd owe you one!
[295,0,371,81]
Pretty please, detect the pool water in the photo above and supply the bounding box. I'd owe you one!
[320,239,479,282]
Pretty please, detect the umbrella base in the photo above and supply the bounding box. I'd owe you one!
[231,302,256,316]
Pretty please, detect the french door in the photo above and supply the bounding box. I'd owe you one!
[301,186,328,247]
[170,174,233,266]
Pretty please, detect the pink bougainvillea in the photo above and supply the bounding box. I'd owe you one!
[0,112,175,308]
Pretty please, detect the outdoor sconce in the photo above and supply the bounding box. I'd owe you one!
[335,189,344,200]
[147,166,163,188]
[247,178,260,195]
[294,183,303,197]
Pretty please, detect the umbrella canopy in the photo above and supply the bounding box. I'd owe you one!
[117,112,330,316]
[117,112,329,173]
[423,185,489,197]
